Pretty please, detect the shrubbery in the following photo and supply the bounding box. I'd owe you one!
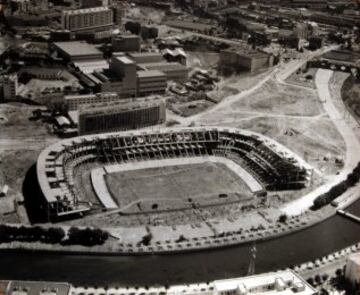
[65,227,109,246]
[312,162,360,210]
[0,225,65,244]
[0,225,109,247]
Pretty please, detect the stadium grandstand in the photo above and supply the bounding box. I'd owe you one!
[36,127,312,220]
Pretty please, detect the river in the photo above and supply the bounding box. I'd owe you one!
[0,200,359,286]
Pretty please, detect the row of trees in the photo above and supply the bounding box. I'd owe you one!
[0,225,109,247]
[312,162,360,210]
[0,225,65,244]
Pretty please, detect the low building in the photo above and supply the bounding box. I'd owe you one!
[0,280,71,295]
[52,41,104,62]
[61,6,114,33]
[219,47,274,73]
[345,252,360,287]
[78,98,166,135]
[64,92,120,111]
[162,48,187,65]
[137,70,167,97]
[138,62,189,83]
[128,52,164,64]
[214,270,317,295]
[112,34,140,52]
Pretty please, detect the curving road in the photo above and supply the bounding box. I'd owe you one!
[282,69,360,215]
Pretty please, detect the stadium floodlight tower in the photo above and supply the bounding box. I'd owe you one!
[248,242,257,275]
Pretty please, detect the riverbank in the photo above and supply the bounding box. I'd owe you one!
[0,205,336,255]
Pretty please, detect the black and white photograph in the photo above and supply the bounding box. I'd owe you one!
[0,0,360,294]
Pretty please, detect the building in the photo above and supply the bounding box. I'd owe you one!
[137,70,167,97]
[138,62,189,82]
[61,6,114,33]
[112,3,126,26]
[309,36,324,50]
[64,92,120,111]
[52,41,109,74]
[219,47,274,73]
[0,280,71,295]
[162,48,187,65]
[52,41,104,62]
[109,55,137,96]
[112,34,140,52]
[214,271,317,295]
[345,252,360,287]
[2,74,18,101]
[165,20,215,34]
[78,99,166,135]
[128,52,164,64]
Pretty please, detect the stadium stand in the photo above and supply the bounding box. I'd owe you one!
[37,127,311,219]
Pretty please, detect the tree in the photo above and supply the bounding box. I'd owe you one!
[125,21,141,35]
[141,233,153,246]
[278,214,288,223]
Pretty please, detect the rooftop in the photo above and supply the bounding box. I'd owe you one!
[80,98,164,115]
[223,46,270,58]
[165,20,215,32]
[4,281,71,295]
[112,55,135,65]
[139,62,187,71]
[214,271,316,295]
[53,41,102,57]
[137,70,166,78]
[62,6,110,15]
[128,52,163,58]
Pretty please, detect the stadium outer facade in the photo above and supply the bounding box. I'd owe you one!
[36,127,313,220]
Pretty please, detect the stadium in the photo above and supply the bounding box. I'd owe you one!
[36,127,313,221]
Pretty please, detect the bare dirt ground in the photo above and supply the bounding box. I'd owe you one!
[285,67,318,89]
[196,79,345,177]
[0,103,58,223]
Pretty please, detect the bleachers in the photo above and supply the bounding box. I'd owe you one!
[38,128,310,218]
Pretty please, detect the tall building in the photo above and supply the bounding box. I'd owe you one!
[78,99,166,135]
[2,74,18,101]
[109,55,137,96]
[61,7,114,33]
[112,3,126,26]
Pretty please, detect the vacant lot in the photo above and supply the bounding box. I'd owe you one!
[196,79,345,177]
[105,162,252,212]
[0,103,58,223]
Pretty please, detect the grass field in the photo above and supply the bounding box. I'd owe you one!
[104,162,253,213]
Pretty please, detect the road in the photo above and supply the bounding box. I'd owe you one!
[281,69,360,216]
[0,138,58,151]
[169,45,339,127]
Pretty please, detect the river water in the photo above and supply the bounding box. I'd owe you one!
[0,200,359,286]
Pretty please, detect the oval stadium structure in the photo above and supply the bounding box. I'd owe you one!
[36,127,312,220]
